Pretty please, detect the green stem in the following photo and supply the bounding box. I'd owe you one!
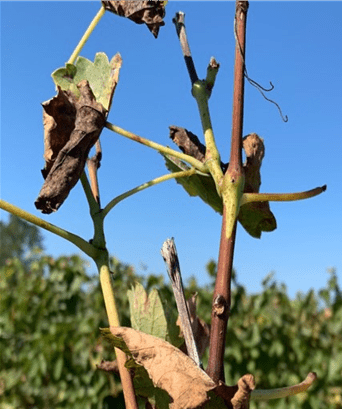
[205,57,220,97]
[102,168,197,218]
[240,185,327,206]
[207,1,248,383]
[95,252,138,409]
[67,5,106,65]
[105,122,208,173]
[191,81,223,192]
[221,171,245,239]
[0,200,97,259]
[80,172,106,249]
[80,172,101,215]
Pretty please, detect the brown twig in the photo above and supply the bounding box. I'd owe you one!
[87,140,102,206]
[161,238,201,367]
[206,0,249,383]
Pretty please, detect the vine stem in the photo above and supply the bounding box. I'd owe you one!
[68,5,106,65]
[95,254,138,409]
[66,5,138,401]
[206,1,249,383]
[80,172,101,216]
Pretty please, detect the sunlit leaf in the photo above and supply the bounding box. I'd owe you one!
[127,282,168,339]
[52,52,122,111]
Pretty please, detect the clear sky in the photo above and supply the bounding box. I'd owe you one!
[1,1,341,299]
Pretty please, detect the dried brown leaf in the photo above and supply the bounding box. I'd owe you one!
[110,326,216,409]
[213,374,255,409]
[238,134,277,238]
[102,1,166,38]
[169,126,206,163]
[166,127,276,238]
[231,375,255,409]
[35,80,106,213]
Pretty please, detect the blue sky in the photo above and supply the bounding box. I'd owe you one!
[1,1,341,299]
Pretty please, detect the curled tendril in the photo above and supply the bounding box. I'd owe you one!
[245,74,288,122]
[234,15,288,122]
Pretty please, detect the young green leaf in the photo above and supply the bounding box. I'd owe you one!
[128,282,182,347]
[127,282,168,340]
[163,154,223,214]
[52,52,122,111]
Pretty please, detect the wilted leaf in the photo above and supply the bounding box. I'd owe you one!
[109,327,216,409]
[212,375,255,409]
[35,53,121,213]
[169,126,206,163]
[35,81,106,213]
[238,133,277,238]
[102,1,166,38]
[101,326,171,408]
[52,52,122,111]
[164,128,277,238]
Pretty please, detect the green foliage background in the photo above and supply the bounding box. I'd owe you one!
[0,219,341,408]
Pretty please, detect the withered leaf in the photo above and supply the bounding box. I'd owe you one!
[101,327,171,408]
[102,1,166,38]
[238,134,277,238]
[35,80,106,214]
[169,126,206,163]
[164,128,277,238]
[96,359,119,373]
[109,327,216,409]
[212,375,255,409]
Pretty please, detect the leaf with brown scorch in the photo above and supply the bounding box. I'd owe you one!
[102,1,166,38]
[35,81,106,214]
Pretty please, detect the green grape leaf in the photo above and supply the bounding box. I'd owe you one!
[127,282,182,347]
[163,154,223,214]
[52,52,122,111]
[127,282,168,340]
[238,201,276,238]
